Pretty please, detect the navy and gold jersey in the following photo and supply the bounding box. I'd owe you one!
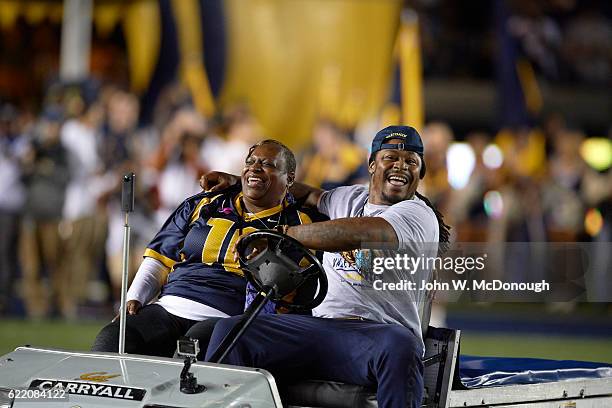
[144,185,319,316]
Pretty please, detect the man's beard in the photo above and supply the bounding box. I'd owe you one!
[382,190,409,205]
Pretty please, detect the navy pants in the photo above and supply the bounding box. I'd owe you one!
[205,314,423,408]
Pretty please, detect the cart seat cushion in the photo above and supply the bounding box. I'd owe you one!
[281,380,377,408]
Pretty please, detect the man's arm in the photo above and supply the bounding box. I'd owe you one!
[286,216,398,251]
[289,181,324,208]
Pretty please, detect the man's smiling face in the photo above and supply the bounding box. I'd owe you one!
[368,138,422,205]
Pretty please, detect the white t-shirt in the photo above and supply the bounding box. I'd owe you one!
[313,185,439,347]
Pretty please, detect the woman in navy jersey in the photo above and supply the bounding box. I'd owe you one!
[92,140,319,357]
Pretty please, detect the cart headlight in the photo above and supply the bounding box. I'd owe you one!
[0,387,14,408]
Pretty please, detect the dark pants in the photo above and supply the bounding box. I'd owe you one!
[91,304,196,357]
[178,317,223,360]
[205,314,424,408]
[0,211,20,311]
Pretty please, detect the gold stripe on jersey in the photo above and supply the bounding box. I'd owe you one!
[189,193,223,225]
[233,192,288,221]
[223,226,257,275]
[297,210,313,225]
[144,248,177,269]
[202,218,234,266]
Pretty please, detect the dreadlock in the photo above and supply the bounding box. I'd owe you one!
[415,191,451,256]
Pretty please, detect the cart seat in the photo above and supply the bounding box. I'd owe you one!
[282,326,461,408]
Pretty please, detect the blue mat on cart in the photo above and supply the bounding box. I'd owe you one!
[459,355,612,388]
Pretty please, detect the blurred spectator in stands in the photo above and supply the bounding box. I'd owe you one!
[152,82,193,133]
[98,87,138,175]
[59,86,109,318]
[452,131,497,242]
[542,127,591,240]
[0,104,28,314]
[298,119,368,189]
[541,111,567,157]
[496,126,547,181]
[488,127,548,282]
[543,129,611,241]
[98,88,153,303]
[541,126,610,308]
[200,103,261,174]
[507,1,563,80]
[561,5,612,84]
[420,122,454,218]
[19,107,70,318]
[493,128,547,241]
[150,108,209,226]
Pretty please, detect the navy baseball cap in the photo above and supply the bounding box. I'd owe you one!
[369,125,426,178]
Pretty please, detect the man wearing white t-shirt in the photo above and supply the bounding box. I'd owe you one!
[203,126,450,408]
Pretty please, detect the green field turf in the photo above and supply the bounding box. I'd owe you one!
[0,319,103,354]
[0,319,611,363]
[460,332,612,363]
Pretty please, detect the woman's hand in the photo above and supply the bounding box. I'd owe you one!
[199,171,240,192]
[232,232,268,262]
[111,300,142,322]
[127,300,142,315]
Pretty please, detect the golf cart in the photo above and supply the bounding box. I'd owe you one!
[0,220,328,407]
[1,176,610,407]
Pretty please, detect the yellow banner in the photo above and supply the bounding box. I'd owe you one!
[221,0,401,149]
[123,1,160,94]
[171,0,215,117]
[0,1,21,30]
[398,10,423,132]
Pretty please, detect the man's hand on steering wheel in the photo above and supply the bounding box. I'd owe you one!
[199,171,240,192]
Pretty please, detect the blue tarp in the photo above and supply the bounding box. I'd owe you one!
[459,355,612,388]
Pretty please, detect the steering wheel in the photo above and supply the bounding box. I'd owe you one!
[236,230,327,312]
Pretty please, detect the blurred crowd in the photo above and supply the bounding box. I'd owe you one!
[416,0,612,85]
[0,77,610,320]
[0,80,266,319]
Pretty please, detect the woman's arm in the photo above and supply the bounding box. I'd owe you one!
[125,257,169,314]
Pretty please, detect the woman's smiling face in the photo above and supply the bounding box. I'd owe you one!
[241,143,291,211]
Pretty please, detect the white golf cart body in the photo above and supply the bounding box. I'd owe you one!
[2,327,611,408]
[0,346,282,407]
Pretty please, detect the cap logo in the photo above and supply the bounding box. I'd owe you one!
[389,132,408,138]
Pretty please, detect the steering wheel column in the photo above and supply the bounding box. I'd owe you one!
[207,230,327,364]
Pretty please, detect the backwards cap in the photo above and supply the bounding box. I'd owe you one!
[369,125,426,178]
